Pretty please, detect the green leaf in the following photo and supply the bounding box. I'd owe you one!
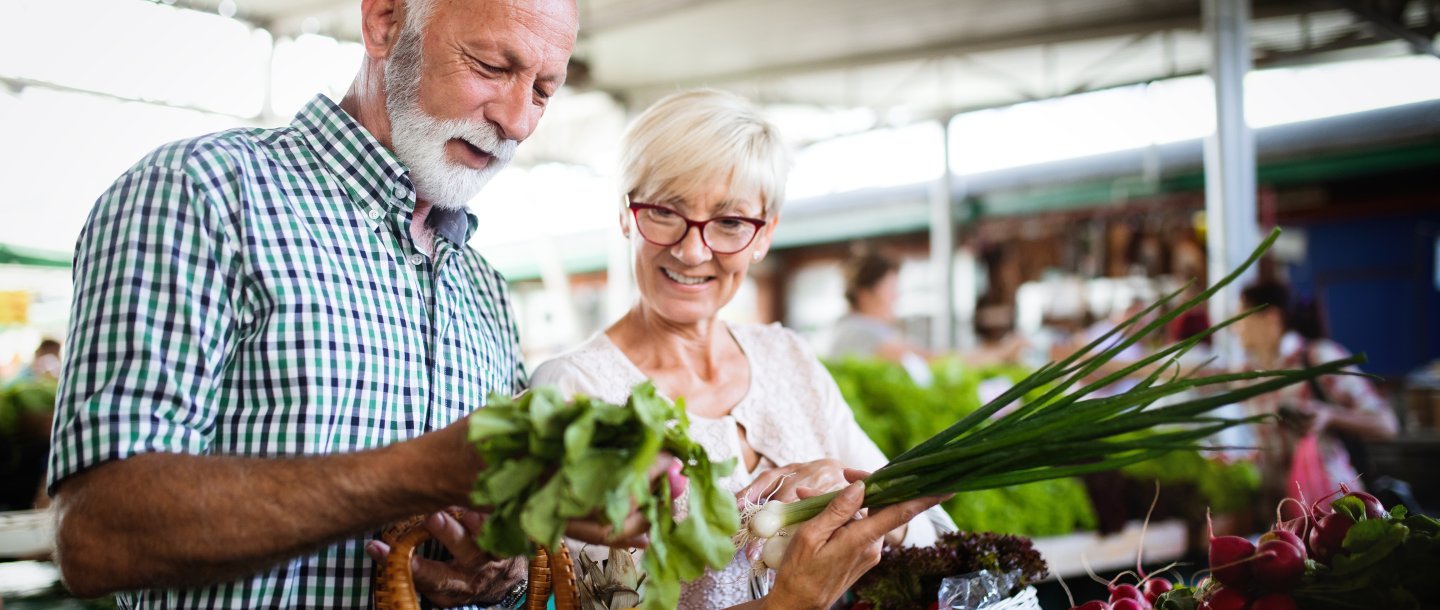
[468,409,524,440]
[1333,495,1369,522]
[1333,519,1408,576]
[481,457,544,505]
[520,475,567,550]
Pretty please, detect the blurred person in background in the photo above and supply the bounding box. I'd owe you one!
[1,340,60,510]
[1235,280,1398,514]
[8,338,61,385]
[829,249,1025,385]
[529,89,953,610]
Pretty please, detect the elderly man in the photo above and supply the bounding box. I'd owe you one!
[46,0,614,607]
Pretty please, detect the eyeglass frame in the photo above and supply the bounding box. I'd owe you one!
[626,199,768,255]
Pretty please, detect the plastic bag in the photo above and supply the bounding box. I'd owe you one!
[1289,434,1333,507]
[938,569,1020,610]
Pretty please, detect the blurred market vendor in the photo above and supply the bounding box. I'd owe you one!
[45,0,650,607]
[1235,280,1398,512]
[529,89,955,609]
[828,249,1025,384]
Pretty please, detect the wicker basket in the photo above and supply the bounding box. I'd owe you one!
[373,513,581,610]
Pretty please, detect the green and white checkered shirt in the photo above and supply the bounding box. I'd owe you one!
[49,95,527,609]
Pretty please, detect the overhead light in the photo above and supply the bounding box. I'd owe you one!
[219,0,237,18]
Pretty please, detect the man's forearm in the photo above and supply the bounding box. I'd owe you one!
[53,419,482,597]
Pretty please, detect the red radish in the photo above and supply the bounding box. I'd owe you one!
[1210,535,1257,588]
[1342,488,1387,519]
[1111,599,1146,610]
[1202,587,1251,610]
[1259,529,1305,558]
[1308,511,1355,565]
[1250,594,1299,610]
[1072,602,1112,610]
[1207,509,1257,589]
[1252,538,1305,591]
[1142,578,1172,603]
[1110,584,1144,603]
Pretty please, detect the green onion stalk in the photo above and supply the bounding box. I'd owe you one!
[741,228,1367,548]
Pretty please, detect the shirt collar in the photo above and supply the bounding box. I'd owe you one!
[426,206,477,247]
[291,95,478,246]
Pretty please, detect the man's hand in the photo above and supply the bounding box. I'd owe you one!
[738,459,847,506]
[365,509,526,608]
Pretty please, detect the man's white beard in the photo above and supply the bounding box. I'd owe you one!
[385,83,518,211]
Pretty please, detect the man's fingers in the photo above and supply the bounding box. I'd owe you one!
[423,511,485,564]
[838,495,947,543]
[409,555,463,600]
[564,511,652,548]
[365,540,391,564]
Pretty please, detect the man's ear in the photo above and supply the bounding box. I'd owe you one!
[359,0,406,60]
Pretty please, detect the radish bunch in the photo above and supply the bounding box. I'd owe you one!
[1193,485,1389,610]
[1066,575,1175,609]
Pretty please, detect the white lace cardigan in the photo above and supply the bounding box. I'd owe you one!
[529,322,956,610]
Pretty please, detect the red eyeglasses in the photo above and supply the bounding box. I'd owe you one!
[627,201,766,255]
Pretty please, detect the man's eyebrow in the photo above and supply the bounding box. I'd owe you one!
[474,46,566,86]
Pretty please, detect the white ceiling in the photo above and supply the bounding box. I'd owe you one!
[164,0,1427,118]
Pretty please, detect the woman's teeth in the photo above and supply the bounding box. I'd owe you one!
[663,269,709,285]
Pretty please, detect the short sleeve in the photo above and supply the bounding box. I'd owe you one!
[48,165,239,494]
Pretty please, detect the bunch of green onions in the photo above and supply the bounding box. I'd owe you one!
[742,228,1365,558]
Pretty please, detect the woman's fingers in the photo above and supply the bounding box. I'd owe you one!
[836,495,949,545]
[737,468,787,505]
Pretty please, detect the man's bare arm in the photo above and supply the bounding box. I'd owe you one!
[52,416,480,597]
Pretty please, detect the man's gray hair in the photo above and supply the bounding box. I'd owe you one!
[619,89,791,219]
[384,0,437,105]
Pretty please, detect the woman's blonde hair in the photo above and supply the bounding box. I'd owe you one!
[619,89,790,219]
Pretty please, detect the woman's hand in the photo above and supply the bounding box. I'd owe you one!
[760,473,950,610]
[738,459,848,505]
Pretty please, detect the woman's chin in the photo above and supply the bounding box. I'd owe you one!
[644,298,720,326]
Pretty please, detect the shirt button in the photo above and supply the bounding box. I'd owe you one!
[366,208,382,221]
[393,184,410,200]
[408,253,425,266]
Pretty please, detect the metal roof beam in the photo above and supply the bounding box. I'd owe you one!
[1337,0,1440,57]
[612,0,1317,93]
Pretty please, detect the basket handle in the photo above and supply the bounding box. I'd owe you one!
[374,514,580,610]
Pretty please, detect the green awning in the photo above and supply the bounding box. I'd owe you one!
[0,244,71,269]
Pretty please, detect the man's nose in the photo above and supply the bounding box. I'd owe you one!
[669,225,712,266]
[486,81,541,142]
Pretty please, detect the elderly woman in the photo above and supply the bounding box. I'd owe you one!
[530,90,953,609]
